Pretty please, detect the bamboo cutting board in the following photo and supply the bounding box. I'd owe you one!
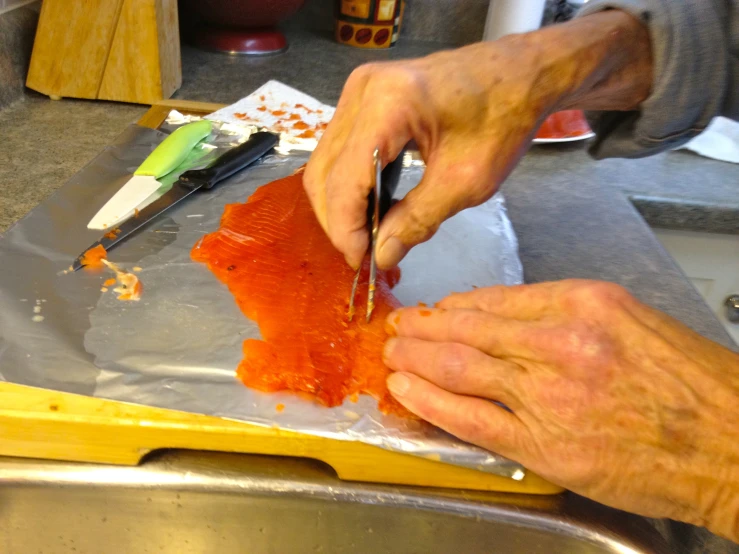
[0,101,562,495]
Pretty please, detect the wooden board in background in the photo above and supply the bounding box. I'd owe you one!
[26,0,181,104]
[98,0,181,103]
[26,0,125,100]
[0,100,562,495]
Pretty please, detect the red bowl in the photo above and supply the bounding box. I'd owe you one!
[182,0,306,29]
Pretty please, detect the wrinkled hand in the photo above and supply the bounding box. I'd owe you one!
[304,11,652,270]
[384,280,739,542]
[304,36,550,269]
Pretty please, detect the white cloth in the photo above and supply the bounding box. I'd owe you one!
[678,116,739,164]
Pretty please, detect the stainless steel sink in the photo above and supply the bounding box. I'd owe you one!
[0,451,670,554]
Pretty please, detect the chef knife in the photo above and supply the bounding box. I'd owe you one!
[87,120,214,230]
[72,131,279,272]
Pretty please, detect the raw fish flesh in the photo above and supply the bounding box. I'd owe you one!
[192,170,409,416]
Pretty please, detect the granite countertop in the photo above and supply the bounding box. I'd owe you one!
[0,28,736,353]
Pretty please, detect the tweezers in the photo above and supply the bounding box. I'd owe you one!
[348,147,404,322]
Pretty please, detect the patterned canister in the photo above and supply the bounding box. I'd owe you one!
[335,0,405,48]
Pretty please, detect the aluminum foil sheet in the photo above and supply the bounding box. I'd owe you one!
[0,122,525,478]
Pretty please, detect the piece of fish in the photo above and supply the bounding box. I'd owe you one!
[191,170,409,415]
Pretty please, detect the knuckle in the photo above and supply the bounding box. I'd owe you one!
[348,63,376,82]
[387,65,422,91]
[449,310,480,340]
[478,285,506,312]
[364,65,423,110]
[405,205,436,238]
[460,406,489,440]
[457,401,509,450]
[349,62,411,91]
[399,206,437,245]
[565,281,632,312]
[434,343,471,389]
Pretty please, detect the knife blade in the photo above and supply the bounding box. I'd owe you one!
[73,131,279,272]
[87,120,214,230]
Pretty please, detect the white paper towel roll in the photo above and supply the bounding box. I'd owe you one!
[483,0,547,41]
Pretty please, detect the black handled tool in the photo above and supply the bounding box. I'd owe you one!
[348,148,405,322]
[72,131,279,271]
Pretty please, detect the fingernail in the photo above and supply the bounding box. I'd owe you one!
[387,373,411,397]
[385,311,400,336]
[378,237,407,268]
[383,337,397,364]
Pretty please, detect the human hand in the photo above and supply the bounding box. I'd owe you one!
[383,280,739,542]
[304,11,652,269]
[304,37,543,269]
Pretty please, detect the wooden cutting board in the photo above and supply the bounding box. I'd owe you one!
[0,100,562,495]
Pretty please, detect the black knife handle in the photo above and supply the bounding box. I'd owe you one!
[179,131,279,190]
[380,152,403,218]
[366,151,405,227]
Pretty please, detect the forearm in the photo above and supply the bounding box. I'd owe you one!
[562,0,732,158]
[530,10,654,113]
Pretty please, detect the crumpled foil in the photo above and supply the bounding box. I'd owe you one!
[0,119,525,478]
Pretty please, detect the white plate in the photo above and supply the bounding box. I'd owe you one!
[532,131,595,144]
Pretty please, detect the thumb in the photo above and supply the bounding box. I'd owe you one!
[376,152,497,269]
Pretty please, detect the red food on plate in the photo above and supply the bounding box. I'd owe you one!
[191,171,410,416]
[535,110,592,139]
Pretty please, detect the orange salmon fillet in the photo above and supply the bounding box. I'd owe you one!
[191,171,408,415]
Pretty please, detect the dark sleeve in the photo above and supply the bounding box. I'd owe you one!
[576,0,738,159]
